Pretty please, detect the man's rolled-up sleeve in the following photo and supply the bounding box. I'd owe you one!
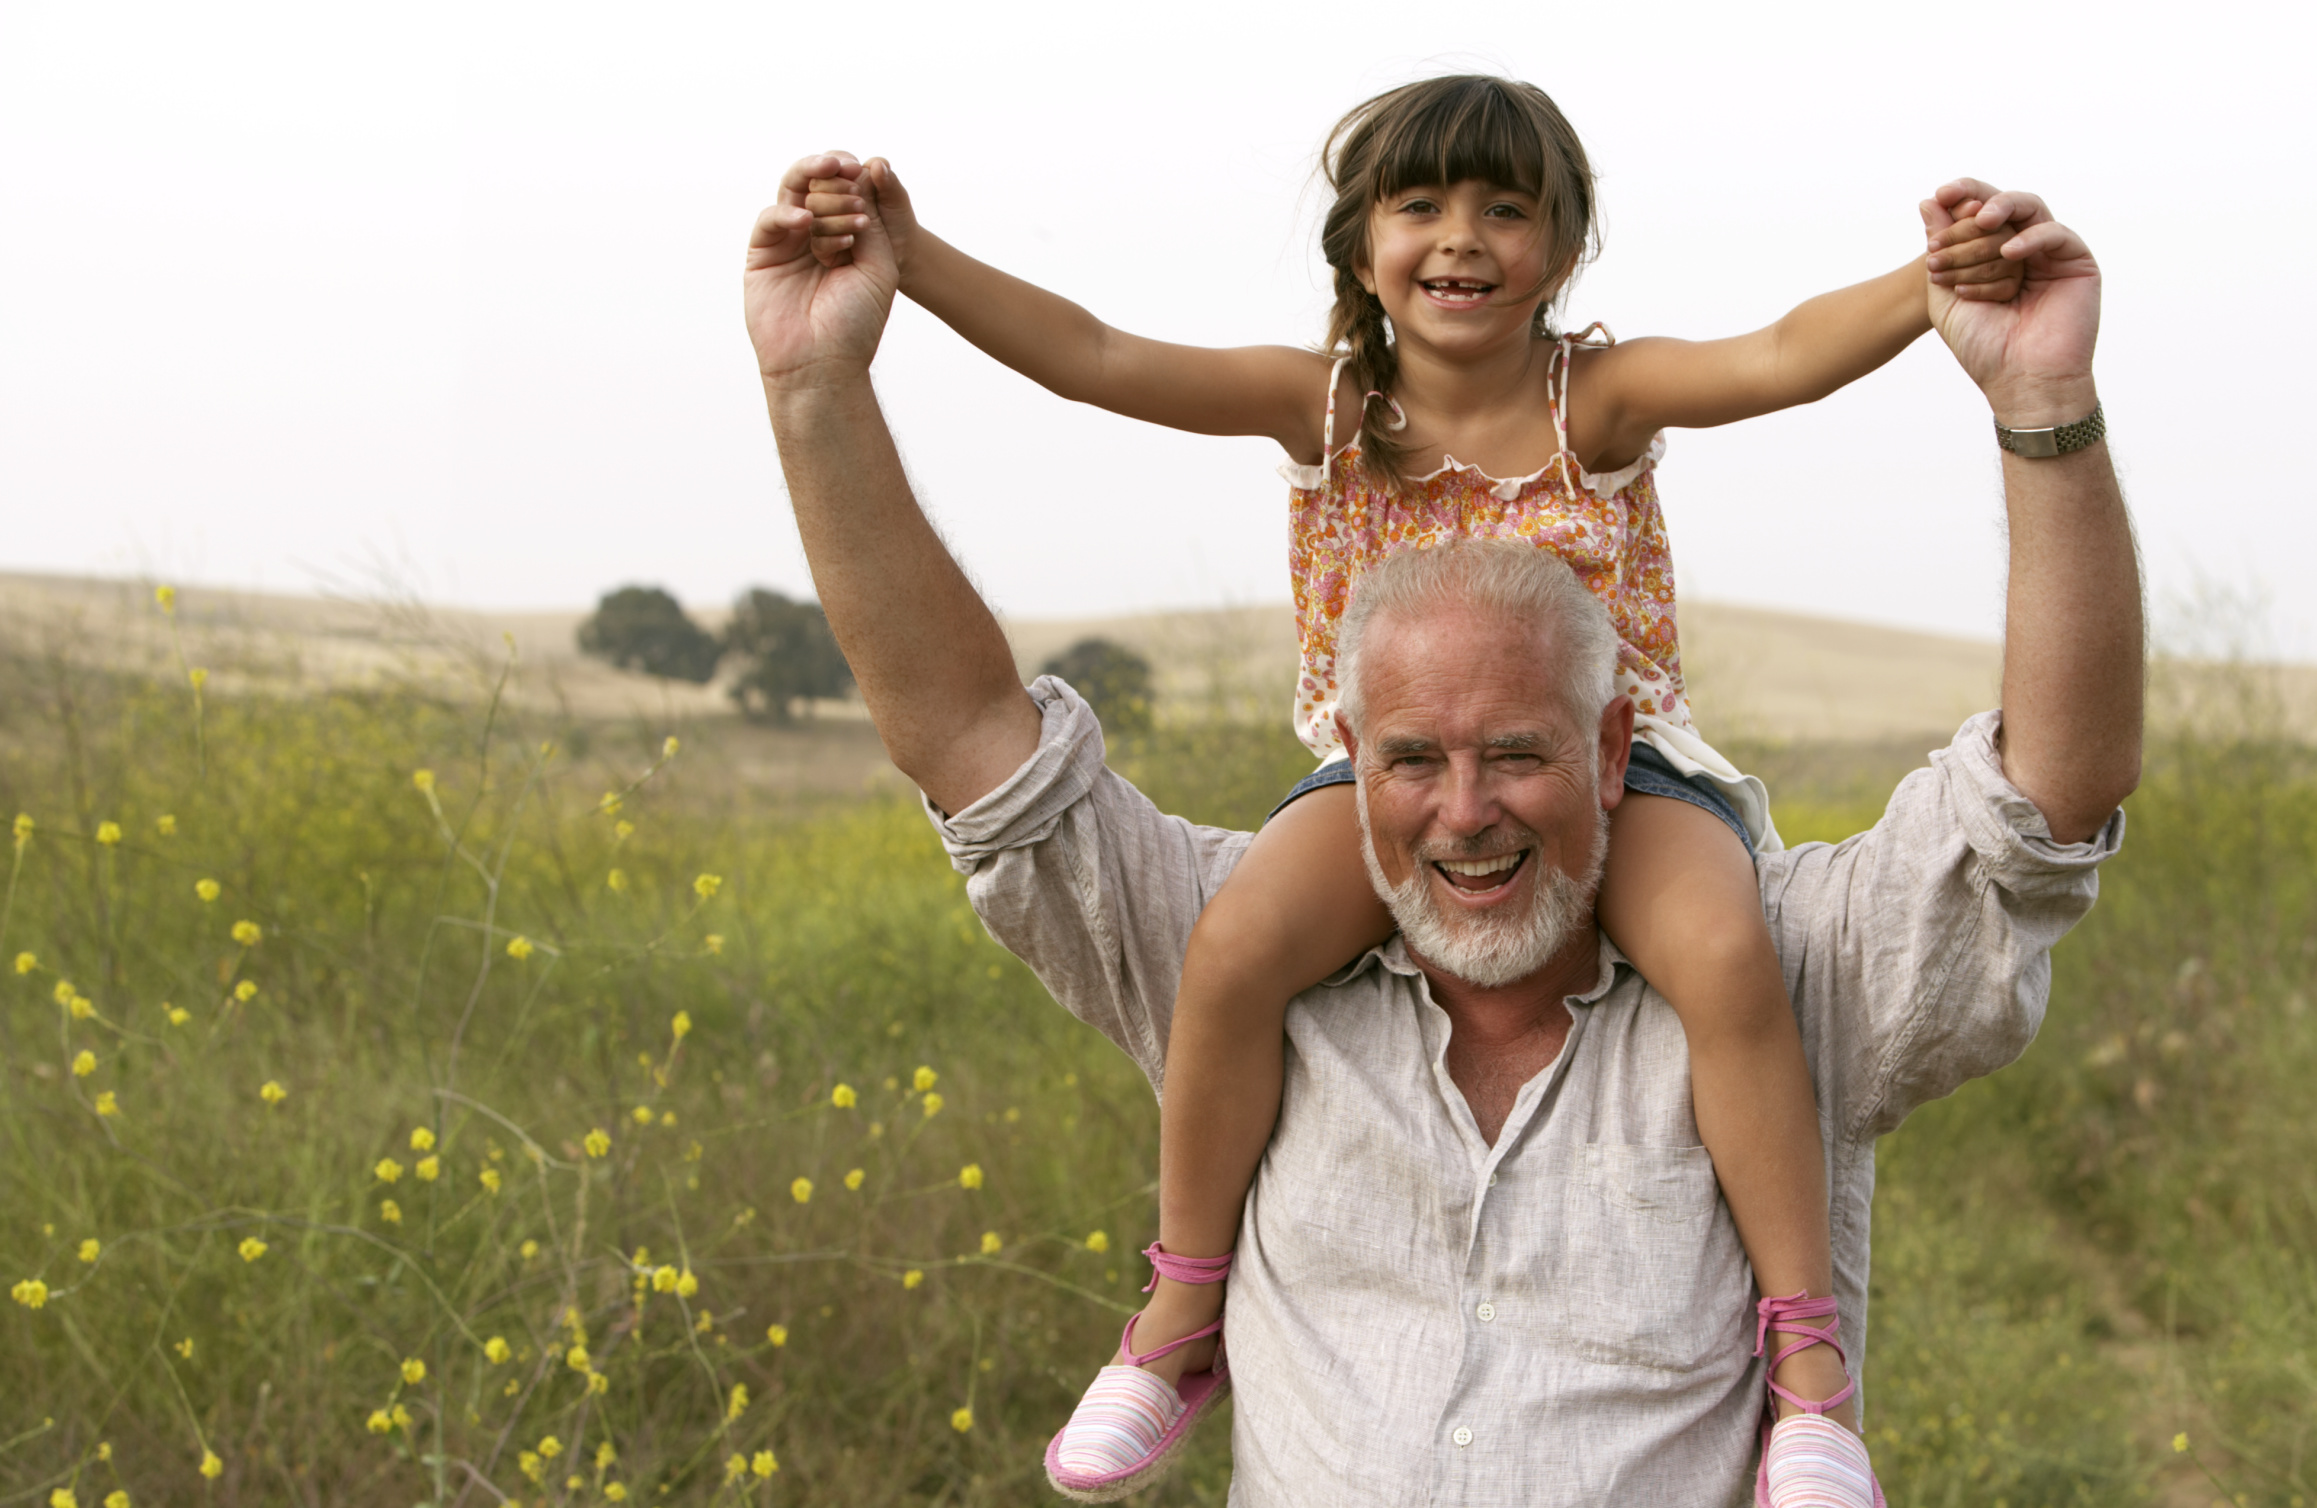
[1765,711,2126,1141]
[924,676,1252,1097]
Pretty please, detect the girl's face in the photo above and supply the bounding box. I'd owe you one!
[1357,179,1556,359]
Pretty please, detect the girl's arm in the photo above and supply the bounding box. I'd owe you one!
[807,156,1329,458]
[1572,204,2019,469]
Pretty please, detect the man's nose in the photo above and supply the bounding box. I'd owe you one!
[1436,755,1501,834]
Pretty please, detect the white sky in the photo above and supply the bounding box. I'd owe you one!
[4,0,2311,650]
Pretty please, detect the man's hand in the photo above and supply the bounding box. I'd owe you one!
[746,153,898,391]
[1922,180,2099,426]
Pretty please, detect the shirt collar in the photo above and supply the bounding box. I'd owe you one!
[1323,929,1633,1006]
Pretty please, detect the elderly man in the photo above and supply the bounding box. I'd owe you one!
[743,166,2139,1505]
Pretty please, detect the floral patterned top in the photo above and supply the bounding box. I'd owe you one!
[1280,327,1690,761]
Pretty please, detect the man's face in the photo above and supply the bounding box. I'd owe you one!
[1342,605,1632,987]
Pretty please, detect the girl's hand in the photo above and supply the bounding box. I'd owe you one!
[1921,181,2099,427]
[1924,198,2027,303]
[746,153,899,391]
[805,157,922,285]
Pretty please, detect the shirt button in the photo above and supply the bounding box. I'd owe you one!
[1476,1302,1495,1322]
[1452,1426,1474,1447]
[1487,1172,1498,1187]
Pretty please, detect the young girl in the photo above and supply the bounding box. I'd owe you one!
[805,76,2017,1507]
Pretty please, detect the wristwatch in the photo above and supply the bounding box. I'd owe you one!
[1994,403,2105,458]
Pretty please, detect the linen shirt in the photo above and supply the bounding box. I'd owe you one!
[929,678,2122,1507]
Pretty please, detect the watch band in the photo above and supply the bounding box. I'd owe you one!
[1994,402,2105,459]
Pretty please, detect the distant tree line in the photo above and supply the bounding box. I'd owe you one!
[577,585,851,724]
[580,586,1159,735]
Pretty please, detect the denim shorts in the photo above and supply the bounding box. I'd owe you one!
[1269,742,1752,852]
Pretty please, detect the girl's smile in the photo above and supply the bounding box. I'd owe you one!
[1359,179,1554,348]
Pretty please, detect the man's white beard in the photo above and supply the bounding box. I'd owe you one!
[1356,782,1608,989]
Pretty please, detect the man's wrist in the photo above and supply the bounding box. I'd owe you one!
[762,366,878,424]
[1983,376,2099,432]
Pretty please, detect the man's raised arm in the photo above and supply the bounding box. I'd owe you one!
[1925,181,2142,842]
[745,155,1040,815]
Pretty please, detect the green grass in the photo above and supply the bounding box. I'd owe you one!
[0,640,2311,1507]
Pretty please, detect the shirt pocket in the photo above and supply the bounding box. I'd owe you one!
[1548,1143,1743,1373]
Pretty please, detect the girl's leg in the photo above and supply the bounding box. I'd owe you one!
[1121,782,1391,1385]
[1599,793,1856,1430]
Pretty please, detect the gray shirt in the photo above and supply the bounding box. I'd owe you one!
[929,678,2121,1507]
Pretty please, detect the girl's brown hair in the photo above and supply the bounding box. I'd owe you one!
[1319,75,1599,489]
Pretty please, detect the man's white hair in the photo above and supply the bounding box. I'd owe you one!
[1335,540,1619,737]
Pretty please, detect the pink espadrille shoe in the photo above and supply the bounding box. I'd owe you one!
[1754,1292,1885,1508]
[1043,1245,1231,1503]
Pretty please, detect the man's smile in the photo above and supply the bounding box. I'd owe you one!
[1433,849,1529,895]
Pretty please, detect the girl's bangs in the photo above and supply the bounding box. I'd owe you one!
[1370,85,1550,199]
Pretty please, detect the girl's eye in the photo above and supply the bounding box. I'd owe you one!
[1485,203,1526,219]
[1396,198,1438,215]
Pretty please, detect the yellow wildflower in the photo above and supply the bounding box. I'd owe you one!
[883,1075,898,1091]
[366,1410,392,1434]
[485,1335,510,1364]
[164,1005,189,1026]
[519,1451,543,1483]
[379,1200,401,1225]
[104,1491,128,1508]
[479,1167,502,1194]
[93,1091,118,1117]
[155,584,176,613]
[502,1377,518,1397]
[414,1157,439,1182]
[921,1092,944,1118]
[78,1239,99,1263]
[411,769,435,793]
[155,814,176,836]
[844,1168,864,1191]
[766,1323,788,1347]
[233,980,257,1003]
[831,1082,857,1108]
[1085,1231,1110,1253]
[2174,1433,2189,1453]
[389,1404,411,1430]
[96,1445,110,1463]
[606,867,629,893]
[951,1406,974,1433]
[199,1449,222,1479]
[751,1450,778,1478]
[519,1240,539,1260]
[684,1140,704,1162]
[604,1485,628,1502]
[723,1455,747,1484]
[409,1126,435,1152]
[675,1269,699,1298]
[95,821,122,846]
[174,1337,193,1358]
[375,1158,403,1183]
[958,1163,983,1190]
[696,1310,714,1334]
[54,980,74,1005]
[596,1442,617,1469]
[259,1080,286,1106]
[670,1010,691,1039]
[587,1369,608,1394]
[230,920,261,947]
[631,1104,652,1125]
[72,1050,96,1077]
[69,994,94,1020]
[52,1488,78,1508]
[790,1177,813,1205]
[12,952,33,974]
[652,1265,678,1293]
[704,933,725,956]
[565,1344,590,1372]
[537,1435,561,1459]
[913,1066,938,1092]
[238,1236,267,1262]
[11,813,30,848]
[663,735,681,758]
[727,1383,750,1419]
[599,792,622,816]
[660,1109,677,1126]
[980,1231,1002,1255]
[902,1269,924,1290]
[195,879,220,903]
[11,1278,47,1309]
[505,935,534,961]
[692,873,722,900]
[584,1128,610,1158]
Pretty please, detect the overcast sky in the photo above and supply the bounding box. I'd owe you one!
[4,0,2310,651]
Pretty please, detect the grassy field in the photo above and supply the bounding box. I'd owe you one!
[1,616,2311,1508]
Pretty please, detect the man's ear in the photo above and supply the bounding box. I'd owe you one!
[1595,695,1634,811]
[1337,716,1360,765]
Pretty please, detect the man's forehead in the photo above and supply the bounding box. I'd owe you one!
[1356,607,1583,736]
